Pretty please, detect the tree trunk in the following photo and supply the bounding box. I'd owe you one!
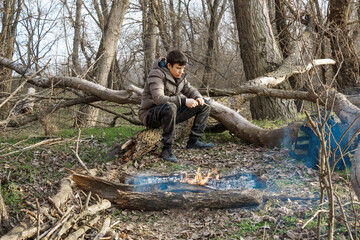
[72,0,82,76]
[201,0,227,88]
[233,0,297,121]
[0,0,21,120]
[169,0,181,49]
[77,0,129,127]
[152,0,171,52]
[141,0,157,82]
[328,0,359,89]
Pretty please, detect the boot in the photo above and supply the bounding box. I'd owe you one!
[160,147,178,163]
[186,139,214,149]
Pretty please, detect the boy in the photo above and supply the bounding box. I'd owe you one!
[139,50,213,162]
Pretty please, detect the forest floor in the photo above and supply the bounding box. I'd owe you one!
[0,123,358,239]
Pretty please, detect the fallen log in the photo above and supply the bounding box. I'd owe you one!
[71,171,262,211]
[71,171,133,201]
[116,188,262,211]
[72,172,214,196]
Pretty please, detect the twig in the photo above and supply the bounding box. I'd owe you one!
[334,193,354,240]
[36,198,40,240]
[85,191,91,210]
[1,138,71,157]
[72,129,92,175]
[302,210,328,229]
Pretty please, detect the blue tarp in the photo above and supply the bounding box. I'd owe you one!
[290,114,354,170]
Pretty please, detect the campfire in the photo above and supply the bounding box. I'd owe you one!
[177,167,220,185]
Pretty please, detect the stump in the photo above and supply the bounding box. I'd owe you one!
[106,119,194,161]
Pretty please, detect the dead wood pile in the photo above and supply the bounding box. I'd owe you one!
[0,176,113,240]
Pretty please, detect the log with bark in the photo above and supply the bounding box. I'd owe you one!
[71,171,263,211]
[116,188,262,211]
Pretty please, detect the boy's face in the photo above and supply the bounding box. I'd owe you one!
[167,63,185,79]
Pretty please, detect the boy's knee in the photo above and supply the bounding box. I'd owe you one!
[163,102,177,115]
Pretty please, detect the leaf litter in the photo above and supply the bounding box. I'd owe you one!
[0,137,357,239]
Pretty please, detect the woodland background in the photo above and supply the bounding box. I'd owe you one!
[1,0,360,239]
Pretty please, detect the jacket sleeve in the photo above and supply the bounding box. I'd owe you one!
[181,78,202,100]
[148,69,182,107]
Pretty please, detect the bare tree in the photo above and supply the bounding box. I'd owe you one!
[76,0,129,127]
[0,0,22,120]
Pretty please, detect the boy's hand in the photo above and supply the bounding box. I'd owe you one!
[186,99,198,108]
[196,98,204,105]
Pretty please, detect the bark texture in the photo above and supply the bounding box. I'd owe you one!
[141,0,157,81]
[328,0,359,89]
[116,189,262,211]
[233,0,297,121]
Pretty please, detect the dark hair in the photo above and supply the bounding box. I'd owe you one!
[166,50,187,66]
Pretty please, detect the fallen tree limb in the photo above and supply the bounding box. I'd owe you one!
[93,217,111,240]
[0,138,68,157]
[48,178,73,211]
[0,222,52,240]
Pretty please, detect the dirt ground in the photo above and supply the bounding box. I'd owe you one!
[0,134,358,239]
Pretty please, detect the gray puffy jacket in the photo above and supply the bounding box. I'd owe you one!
[138,59,202,125]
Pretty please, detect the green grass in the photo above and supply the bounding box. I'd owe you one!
[1,183,24,214]
[57,125,145,144]
[204,131,243,144]
[252,118,286,129]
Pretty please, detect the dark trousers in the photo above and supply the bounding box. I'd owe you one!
[146,100,211,147]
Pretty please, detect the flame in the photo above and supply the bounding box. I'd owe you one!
[178,167,220,185]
